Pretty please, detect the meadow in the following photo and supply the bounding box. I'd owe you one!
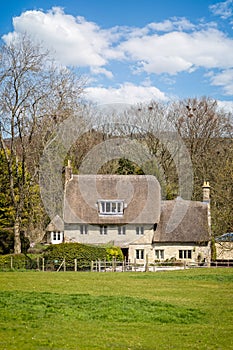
[0,268,232,350]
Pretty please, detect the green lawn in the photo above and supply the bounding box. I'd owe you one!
[0,268,232,349]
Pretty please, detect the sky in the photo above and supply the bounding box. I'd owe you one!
[1,0,233,110]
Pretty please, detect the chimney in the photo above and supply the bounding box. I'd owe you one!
[65,160,72,183]
[202,181,211,231]
[202,181,210,203]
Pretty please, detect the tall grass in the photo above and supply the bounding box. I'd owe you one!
[0,268,232,349]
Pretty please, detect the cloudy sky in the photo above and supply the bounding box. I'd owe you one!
[1,0,233,109]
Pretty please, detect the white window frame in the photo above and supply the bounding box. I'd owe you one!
[100,226,108,235]
[80,225,88,235]
[98,200,124,216]
[155,249,164,260]
[51,231,63,244]
[118,226,126,235]
[136,226,144,235]
[179,250,192,259]
[136,249,144,260]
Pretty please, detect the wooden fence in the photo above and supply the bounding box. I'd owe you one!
[0,256,233,271]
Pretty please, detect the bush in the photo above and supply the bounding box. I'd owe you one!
[43,243,110,270]
[0,253,37,270]
[106,246,124,261]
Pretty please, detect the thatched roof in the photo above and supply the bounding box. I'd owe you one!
[153,198,210,243]
[46,215,64,232]
[64,175,161,224]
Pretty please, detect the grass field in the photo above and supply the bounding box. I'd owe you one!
[0,268,232,350]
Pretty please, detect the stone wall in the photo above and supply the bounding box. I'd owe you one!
[216,242,233,260]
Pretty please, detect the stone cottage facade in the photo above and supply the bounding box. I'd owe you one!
[44,164,211,264]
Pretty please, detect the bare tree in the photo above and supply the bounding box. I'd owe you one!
[121,101,181,198]
[167,97,233,234]
[0,34,85,253]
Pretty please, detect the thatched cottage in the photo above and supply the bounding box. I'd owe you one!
[44,164,211,264]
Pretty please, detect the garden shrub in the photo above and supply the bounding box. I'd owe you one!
[43,243,111,270]
[106,246,124,261]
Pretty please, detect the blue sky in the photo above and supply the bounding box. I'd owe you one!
[1,0,233,109]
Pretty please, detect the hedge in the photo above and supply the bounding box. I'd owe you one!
[43,243,123,270]
[0,253,37,270]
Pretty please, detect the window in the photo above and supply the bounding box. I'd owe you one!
[136,226,144,235]
[118,226,126,235]
[155,249,164,260]
[136,249,144,259]
[51,231,63,243]
[98,200,124,215]
[100,226,108,235]
[179,250,192,259]
[53,231,61,240]
[80,225,88,235]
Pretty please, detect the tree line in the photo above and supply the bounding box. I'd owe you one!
[0,34,232,254]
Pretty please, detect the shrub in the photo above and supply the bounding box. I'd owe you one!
[0,253,37,270]
[43,243,109,270]
[106,246,124,261]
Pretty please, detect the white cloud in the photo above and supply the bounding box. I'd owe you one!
[90,67,113,79]
[217,100,233,112]
[210,69,233,95]
[209,0,233,19]
[85,83,168,105]
[118,28,233,75]
[147,17,195,32]
[3,7,114,67]
[5,8,233,76]
[2,7,233,96]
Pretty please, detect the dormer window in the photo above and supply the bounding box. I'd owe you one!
[98,200,124,216]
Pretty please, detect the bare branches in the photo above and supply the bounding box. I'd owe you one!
[0,34,85,252]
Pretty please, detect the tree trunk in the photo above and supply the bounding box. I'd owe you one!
[14,216,21,254]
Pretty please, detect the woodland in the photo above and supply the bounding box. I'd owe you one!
[0,35,232,254]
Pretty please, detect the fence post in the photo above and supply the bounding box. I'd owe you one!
[134,258,137,271]
[10,256,13,269]
[104,259,106,272]
[37,257,40,271]
[91,261,94,272]
[42,258,45,272]
[63,258,66,272]
[74,258,77,272]
[112,257,116,272]
[98,259,101,272]
[145,254,149,272]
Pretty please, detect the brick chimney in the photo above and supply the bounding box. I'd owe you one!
[202,181,211,230]
[65,160,72,184]
[202,181,210,203]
